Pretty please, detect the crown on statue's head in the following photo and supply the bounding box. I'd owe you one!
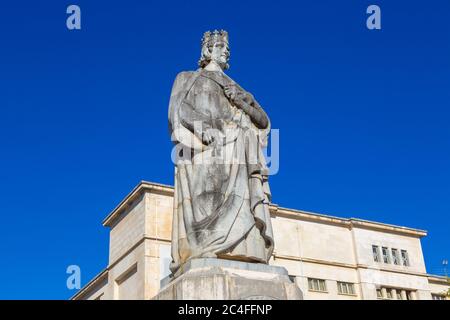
[201,29,229,47]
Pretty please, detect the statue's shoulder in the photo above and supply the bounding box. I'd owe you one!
[172,71,206,98]
[170,70,201,98]
[171,70,201,92]
[173,70,200,83]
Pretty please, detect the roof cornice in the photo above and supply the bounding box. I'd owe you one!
[102,181,174,227]
[101,180,427,237]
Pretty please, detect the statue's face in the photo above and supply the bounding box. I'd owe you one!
[210,41,230,68]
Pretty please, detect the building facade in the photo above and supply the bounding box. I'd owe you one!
[72,181,449,300]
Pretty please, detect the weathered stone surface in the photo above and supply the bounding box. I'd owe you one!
[168,30,274,274]
[154,259,303,300]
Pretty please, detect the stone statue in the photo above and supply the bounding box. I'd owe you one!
[168,30,274,274]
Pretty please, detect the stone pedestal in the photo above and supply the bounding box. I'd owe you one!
[153,258,303,300]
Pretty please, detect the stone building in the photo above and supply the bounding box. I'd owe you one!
[71,181,449,300]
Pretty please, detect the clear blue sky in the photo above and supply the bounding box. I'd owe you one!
[0,0,449,299]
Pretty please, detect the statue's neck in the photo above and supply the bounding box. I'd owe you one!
[204,60,224,72]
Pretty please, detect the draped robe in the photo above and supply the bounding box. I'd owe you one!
[168,68,274,274]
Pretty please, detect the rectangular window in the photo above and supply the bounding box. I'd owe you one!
[372,245,381,262]
[406,291,413,300]
[382,247,391,264]
[308,278,327,292]
[391,248,400,265]
[386,288,393,299]
[401,250,410,266]
[379,287,416,300]
[376,289,382,299]
[337,282,355,295]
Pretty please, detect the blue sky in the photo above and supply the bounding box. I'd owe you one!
[0,1,449,299]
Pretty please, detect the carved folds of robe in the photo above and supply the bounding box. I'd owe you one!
[168,69,274,273]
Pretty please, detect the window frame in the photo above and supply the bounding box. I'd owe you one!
[406,290,413,300]
[391,248,400,265]
[376,288,382,299]
[372,245,381,263]
[382,246,391,264]
[401,250,410,266]
[431,294,446,300]
[386,288,393,299]
[337,281,356,296]
[307,278,328,293]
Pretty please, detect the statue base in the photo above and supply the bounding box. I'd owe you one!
[153,258,303,300]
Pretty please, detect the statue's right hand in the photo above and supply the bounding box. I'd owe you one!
[224,84,239,101]
[202,128,223,146]
[202,131,214,145]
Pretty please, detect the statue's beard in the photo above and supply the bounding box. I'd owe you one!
[212,58,230,70]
